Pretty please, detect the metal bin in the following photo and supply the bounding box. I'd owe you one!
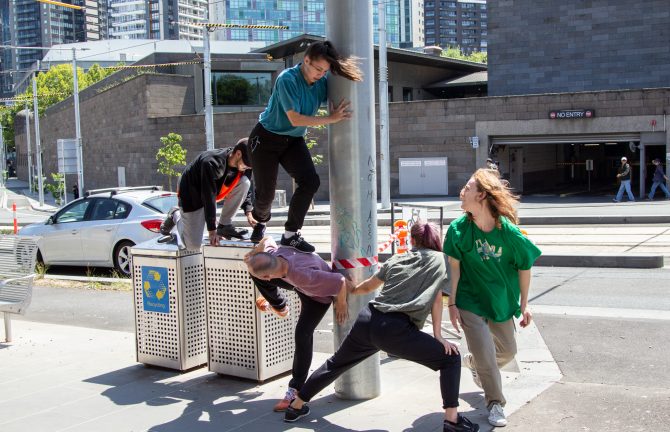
[203,241,301,381]
[130,239,207,370]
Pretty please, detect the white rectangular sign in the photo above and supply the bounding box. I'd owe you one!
[57,139,78,174]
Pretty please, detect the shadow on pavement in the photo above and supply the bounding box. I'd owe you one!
[86,365,386,432]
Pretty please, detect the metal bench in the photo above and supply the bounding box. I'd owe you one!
[0,235,39,342]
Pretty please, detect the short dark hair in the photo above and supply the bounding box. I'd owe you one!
[233,138,252,167]
[247,252,278,274]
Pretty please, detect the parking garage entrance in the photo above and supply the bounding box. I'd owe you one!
[488,134,666,197]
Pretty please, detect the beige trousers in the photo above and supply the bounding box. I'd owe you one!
[459,308,517,409]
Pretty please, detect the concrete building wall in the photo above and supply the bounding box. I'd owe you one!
[488,0,670,96]
[14,73,670,202]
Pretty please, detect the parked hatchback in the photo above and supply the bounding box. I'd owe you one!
[19,186,177,277]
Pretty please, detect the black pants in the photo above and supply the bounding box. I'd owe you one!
[298,304,462,409]
[248,123,320,232]
[251,276,331,391]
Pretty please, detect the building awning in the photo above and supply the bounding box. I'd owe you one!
[426,71,488,89]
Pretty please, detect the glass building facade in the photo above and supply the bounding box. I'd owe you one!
[220,0,403,47]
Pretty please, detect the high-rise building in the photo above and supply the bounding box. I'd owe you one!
[399,0,424,48]
[109,0,203,40]
[423,0,487,54]
[214,0,407,47]
[1,0,109,97]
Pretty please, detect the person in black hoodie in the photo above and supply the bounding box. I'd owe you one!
[160,138,256,250]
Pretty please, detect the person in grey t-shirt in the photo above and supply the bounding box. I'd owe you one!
[284,221,479,432]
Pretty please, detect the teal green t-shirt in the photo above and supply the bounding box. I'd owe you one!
[443,214,541,322]
[259,64,328,137]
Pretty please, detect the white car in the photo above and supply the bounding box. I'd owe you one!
[19,186,178,276]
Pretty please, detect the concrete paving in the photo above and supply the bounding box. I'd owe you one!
[0,313,560,432]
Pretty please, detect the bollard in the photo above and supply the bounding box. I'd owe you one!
[12,202,17,234]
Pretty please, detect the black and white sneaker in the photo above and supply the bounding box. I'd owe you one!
[280,232,315,253]
[160,207,179,235]
[284,404,310,422]
[443,414,480,432]
[250,223,266,243]
[216,224,248,239]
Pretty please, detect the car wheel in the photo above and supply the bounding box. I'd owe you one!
[114,240,135,277]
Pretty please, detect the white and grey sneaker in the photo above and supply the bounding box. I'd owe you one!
[463,353,482,389]
[488,403,507,427]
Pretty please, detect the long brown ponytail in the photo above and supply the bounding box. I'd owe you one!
[305,41,363,82]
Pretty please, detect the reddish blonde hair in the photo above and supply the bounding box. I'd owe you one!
[468,168,520,226]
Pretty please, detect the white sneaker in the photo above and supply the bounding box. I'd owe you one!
[488,403,507,427]
[463,353,482,389]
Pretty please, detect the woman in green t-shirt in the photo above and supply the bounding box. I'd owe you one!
[443,169,541,428]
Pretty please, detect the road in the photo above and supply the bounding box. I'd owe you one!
[508,266,670,431]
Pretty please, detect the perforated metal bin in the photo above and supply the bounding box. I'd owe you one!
[203,241,301,381]
[130,239,207,371]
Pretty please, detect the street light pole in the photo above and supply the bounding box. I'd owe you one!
[0,124,5,188]
[24,102,33,194]
[378,0,391,209]
[203,24,214,150]
[32,66,45,206]
[72,48,83,198]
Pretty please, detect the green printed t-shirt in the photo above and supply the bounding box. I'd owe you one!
[259,63,327,137]
[443,214,541,322]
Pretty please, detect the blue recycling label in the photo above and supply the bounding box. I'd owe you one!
[141,266,169,313]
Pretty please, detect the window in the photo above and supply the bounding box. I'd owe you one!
[403,87,413,102]
[55,200,90,224]
[90,199,120,221]
[210,71,273,106]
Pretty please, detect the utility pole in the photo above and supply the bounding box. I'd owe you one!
[72,48,83,198]
[0,124,5,188]
[378,0,391,209]
[196,22,288,151]
[203,24,215,150]
[24,102,33,194]
[327,0,380,400]
[32,63,45,207]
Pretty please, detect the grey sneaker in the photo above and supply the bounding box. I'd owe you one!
[488,403,507,427]
[463,353,482,389]
[284,404,310,422]
[160,207,179,235]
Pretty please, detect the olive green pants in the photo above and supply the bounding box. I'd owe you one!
[459,308,517,409]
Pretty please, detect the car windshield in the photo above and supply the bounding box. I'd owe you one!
[142,195,178,214]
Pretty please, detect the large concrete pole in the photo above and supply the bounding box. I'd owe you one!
[327,0,380,400]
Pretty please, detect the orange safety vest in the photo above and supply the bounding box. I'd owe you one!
[215,172,243,202]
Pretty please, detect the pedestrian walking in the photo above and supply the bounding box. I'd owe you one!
[443,168,541,428]
[247,40,363,253]
[613,156,635,202]
[72,184,79,200]
[160,138,255,250]
[646,158,670,200]
[283,221,480,432]
[244,236,351,412]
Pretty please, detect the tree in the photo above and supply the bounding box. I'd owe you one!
[0,63,116,153]
[156,133,187,191]
[45,173,65,205]
[441,46,487,64]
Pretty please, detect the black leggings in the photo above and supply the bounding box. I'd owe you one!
[298,304,462,409]
[248,123,320,232]
[251,276,331,390]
